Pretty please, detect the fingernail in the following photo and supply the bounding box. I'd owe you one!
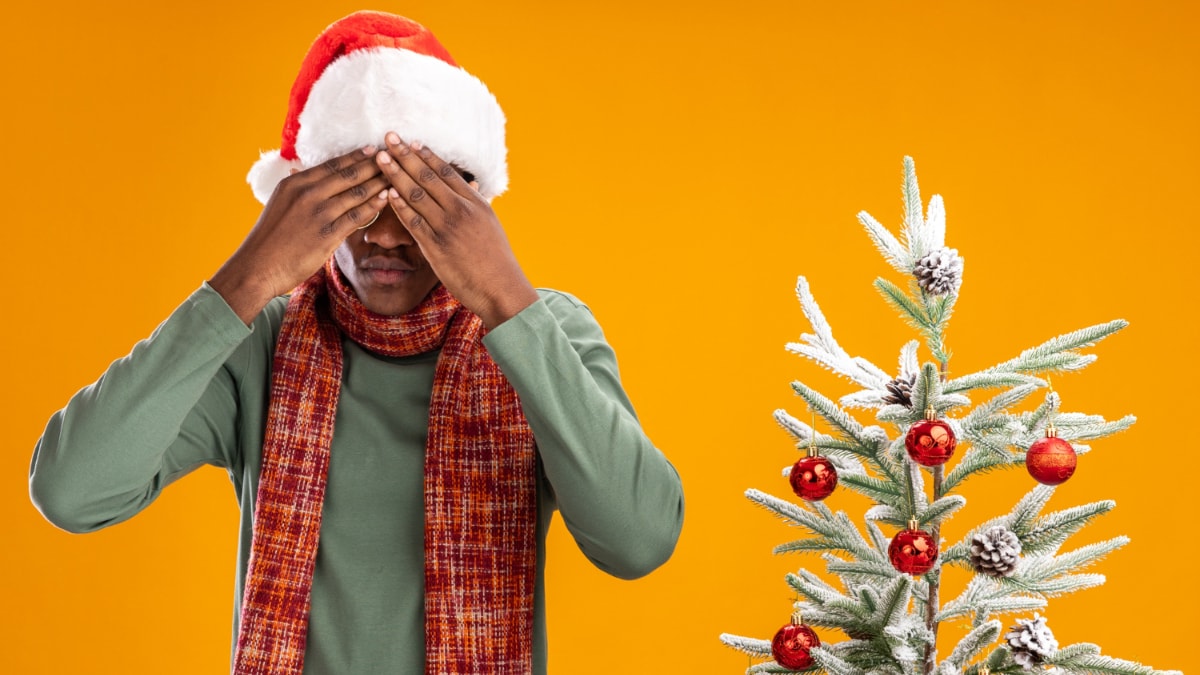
[362,145,376,154]
[389,188,399,199]
[378,190,388,200]
[378,151,391,164]
[409,141,422,150]
[386,132,401,146]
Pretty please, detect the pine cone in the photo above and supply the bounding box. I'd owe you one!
[1005,614,1058,669]
[913,247,964,296]
[883,373,917,407]
[969,525,1022,578]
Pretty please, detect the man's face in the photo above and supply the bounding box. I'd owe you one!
[333,205,440,316]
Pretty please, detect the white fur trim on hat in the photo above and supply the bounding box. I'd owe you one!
[247,47,507,204]
[247,150,304,204]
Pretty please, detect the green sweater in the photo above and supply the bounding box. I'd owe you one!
[29,283,684,674]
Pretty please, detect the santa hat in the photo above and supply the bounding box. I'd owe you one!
[247,11,507,203]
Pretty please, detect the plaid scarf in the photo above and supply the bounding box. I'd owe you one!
[232,259,537,675]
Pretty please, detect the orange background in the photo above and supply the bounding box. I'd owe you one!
[3,1,1196,672]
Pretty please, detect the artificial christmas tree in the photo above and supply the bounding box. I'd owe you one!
[719,158,1179,675]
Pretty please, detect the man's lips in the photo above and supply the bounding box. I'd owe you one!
[359,256,417,285]
[360,256,416,272]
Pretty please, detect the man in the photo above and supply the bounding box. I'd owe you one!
[29,11,684,675]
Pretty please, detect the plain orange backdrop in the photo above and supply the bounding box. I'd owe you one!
[3,1,1196,673]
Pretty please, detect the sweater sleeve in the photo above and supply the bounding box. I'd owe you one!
[481,290,684,580]
[29,283,257,534]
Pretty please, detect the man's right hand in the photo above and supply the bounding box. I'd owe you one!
[210,147,391,324]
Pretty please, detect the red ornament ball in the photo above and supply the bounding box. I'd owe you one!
[771,621,820,670]
[789,456,839,502]
[905,419,957,466]
[888,527,939,575]
[1026,436,1077,485]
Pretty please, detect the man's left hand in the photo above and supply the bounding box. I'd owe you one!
[374,132,538,329]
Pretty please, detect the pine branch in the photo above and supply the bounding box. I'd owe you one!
[1017,537,1129,580]
[1049,647,1184,675]
[1019,391,1061,433]
[871,575,913,627]
[918,285,956,363]
[790,381,870,447]
[918,494,967,529]
[841,389,889,409]
[910,364,942,416]
[867,521,890,556]
[902,459,929,519]
[901,156,930,260]
[787,570,849,605]
[900,340,920,377]
[788,277,891,389]
[748,661,807,674]
[865,504,910,529]
[825,554,901,585]
[986,320,1128,375]
[1008,572,1108,596]
[746,490,881,561]
[959,384,1039,434]
[859,210,913,274]
[838,473,905,508]
[941,446,1021,493]
[811,647,860,675]
[719,634,772,657]
[1052,414,1137,442]
[1022,500,1116,556]
[1010,484,1056,534]
[775,538,846,555]
[943,371,1044,395]
[875,277,932,332]
[926,194,946,250]
[944,620,1002,668]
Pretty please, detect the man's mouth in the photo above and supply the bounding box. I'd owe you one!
[360,256,418,284]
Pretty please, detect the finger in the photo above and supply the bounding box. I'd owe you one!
[376,148,446,228]
[386,187,436,245]
[379,133,462,209]
[327,173,391,225]
[323,186,390,238]
[294,146,383,200]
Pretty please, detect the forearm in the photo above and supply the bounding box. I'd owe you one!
[484,294,684,579]
[29,284,250,532]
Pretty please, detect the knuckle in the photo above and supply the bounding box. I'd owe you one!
[408,187,426,202]
[438,164,455,178]
[338,165,359,181]
[319,222,336,236]
[418,168,437,183]
[309,200,327,218]
[348,183,368,200]
[321,157,342,174]
[409,214,425,229]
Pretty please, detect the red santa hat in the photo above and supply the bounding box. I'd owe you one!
[247,11,507,203]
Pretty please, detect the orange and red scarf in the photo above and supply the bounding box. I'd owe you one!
[232,258,537,675]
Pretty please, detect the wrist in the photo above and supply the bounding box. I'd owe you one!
[478,282,539,330]
[209,261,277,326]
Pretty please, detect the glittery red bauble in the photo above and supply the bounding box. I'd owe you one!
[789,456,839,502]
[771,621,820,670]
[904,419,957,466]
[1026,436,1077,485]
[888,527,939,575]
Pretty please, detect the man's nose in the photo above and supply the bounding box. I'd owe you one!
[362,208,416,248]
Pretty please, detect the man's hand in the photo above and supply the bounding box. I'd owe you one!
[375,132,538,329]
[211,147,392,324]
